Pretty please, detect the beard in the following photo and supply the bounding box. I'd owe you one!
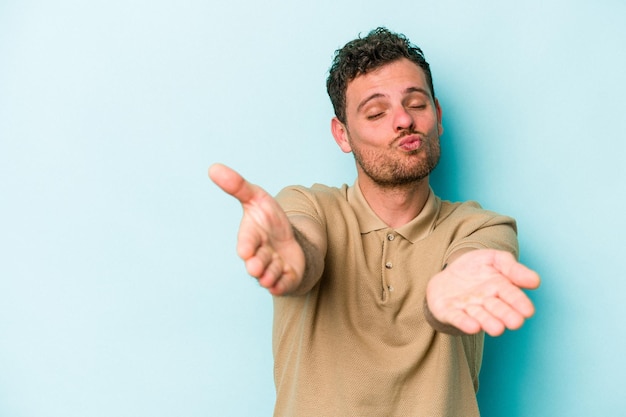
[350,133,441,188]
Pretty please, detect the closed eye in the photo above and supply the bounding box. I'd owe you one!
[366,112,384,120]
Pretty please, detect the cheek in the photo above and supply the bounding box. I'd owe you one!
[416,111,441,132]
[352,125,387,147]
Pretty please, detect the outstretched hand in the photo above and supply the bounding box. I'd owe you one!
[426,249,540,336]
[208,163,306,295]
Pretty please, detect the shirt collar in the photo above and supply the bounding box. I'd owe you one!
[347,181,441,243]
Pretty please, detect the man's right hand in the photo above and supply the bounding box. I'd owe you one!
[209,163,307,295]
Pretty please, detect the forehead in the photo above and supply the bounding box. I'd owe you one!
[345,58,430,107]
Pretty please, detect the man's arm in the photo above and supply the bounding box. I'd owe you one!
[209,163,326,296]
[288,221,326,295]
[424,248,540,337]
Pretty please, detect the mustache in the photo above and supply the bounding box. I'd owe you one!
[393,129,424,143]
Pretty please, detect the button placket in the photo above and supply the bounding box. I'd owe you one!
[381,232,397,301]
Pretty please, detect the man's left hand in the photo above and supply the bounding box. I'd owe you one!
[426,249,541,336]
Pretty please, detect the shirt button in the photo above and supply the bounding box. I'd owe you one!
[385,262,393,269]
[387,234,395,241]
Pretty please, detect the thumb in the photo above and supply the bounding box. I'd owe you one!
[209,163,257,205]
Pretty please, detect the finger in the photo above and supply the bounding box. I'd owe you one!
[244,245,276,279]
[208,163,259,205]
[268,280,288,296]
[268,272,296,296]
[442,308,482,335]
[259,254,297,296]
[483,296,525,330]
[258,252,285,288]
[266,264,297,295]
[236,220,263,260]
[498,284,536,318]
[465,304,506,337]
[493,251,541,290]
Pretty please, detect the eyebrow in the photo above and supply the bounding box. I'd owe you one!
[356,93,385,113]
[356,87,432,113]
[405,87,431,98]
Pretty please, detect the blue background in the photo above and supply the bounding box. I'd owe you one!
[1,1,625,416]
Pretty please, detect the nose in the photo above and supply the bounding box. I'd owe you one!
[393,106,414,132]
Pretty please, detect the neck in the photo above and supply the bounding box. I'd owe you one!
[357,174,431,228]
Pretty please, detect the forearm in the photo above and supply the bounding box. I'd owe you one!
[287,225,325,296]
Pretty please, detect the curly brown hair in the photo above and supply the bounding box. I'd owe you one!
[326,27,435,124]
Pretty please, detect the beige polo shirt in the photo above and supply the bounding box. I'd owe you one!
[273,183,518,417]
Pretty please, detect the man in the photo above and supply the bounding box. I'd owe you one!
[209,27,540,416]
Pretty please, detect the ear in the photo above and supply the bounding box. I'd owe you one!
[331,117,352,153]
[435,98,444,136]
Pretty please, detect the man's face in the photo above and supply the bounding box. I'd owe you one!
[331,58,443,187]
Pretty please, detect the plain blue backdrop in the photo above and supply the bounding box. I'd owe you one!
[1,1,625,416]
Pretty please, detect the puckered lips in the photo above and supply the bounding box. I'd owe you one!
[397,134,422,152]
